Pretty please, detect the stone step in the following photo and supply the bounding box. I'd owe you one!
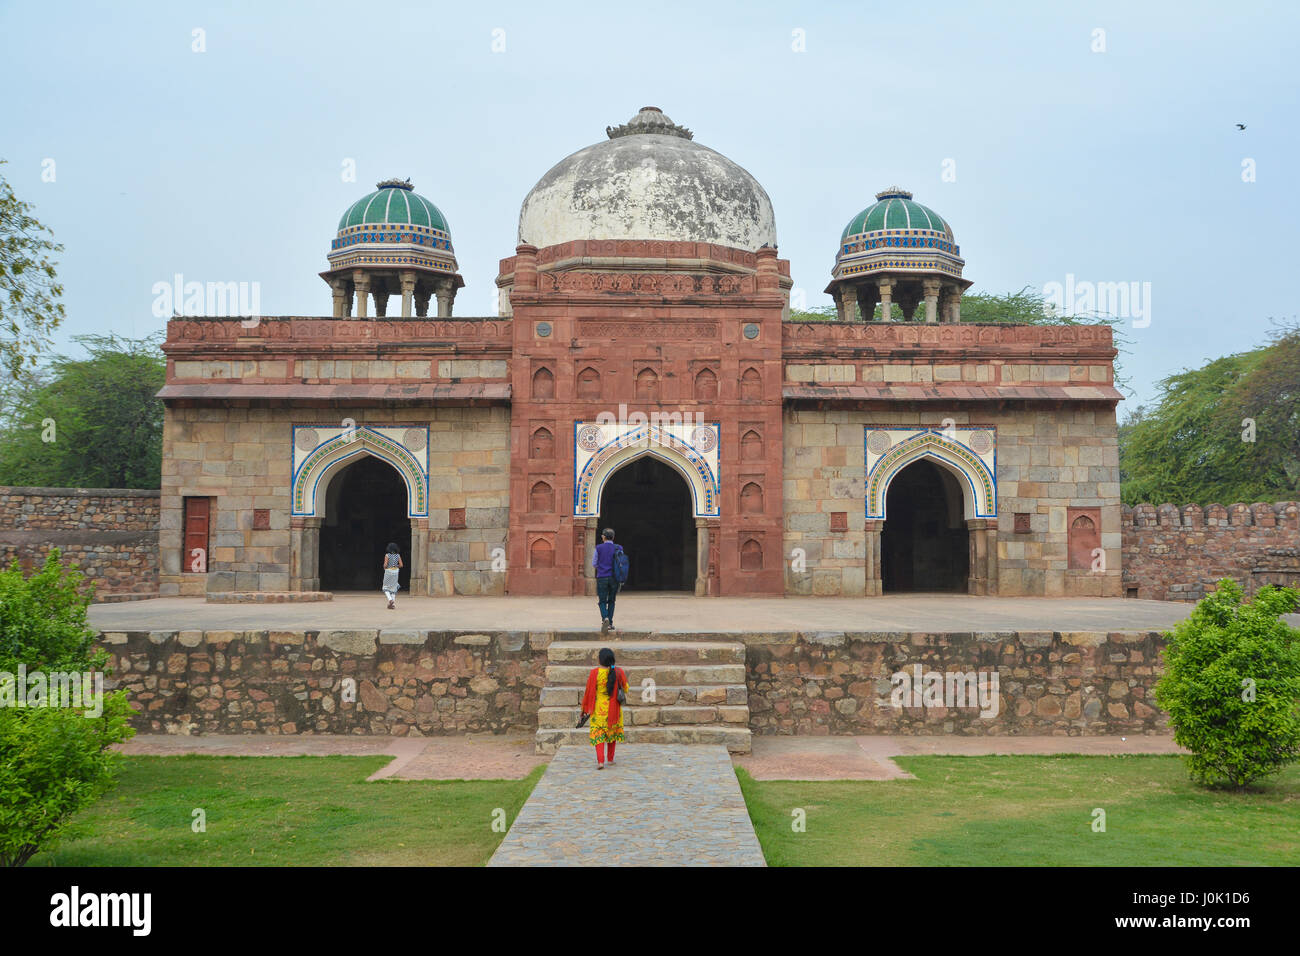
[535,726,752,755]
[539,683,747,708]
[536,704,750,729]
[547,630,752,644]
[545,663,746,686]
[546,640,746,665]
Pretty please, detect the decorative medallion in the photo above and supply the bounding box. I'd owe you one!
[968,429,994,455]
[866,429,892,455]
[691,426,718,453]
[295,428,320,451]
[576,425,604,451]
[402,427,428,452]
[536,321,552,338]
[742,323,760,340]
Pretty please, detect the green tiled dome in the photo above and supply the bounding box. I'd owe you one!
[338,179,449,232]
[841,188,951,241]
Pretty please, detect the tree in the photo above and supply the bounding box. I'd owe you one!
[0,160,65,376]
[1118,327,1300,506]
[0,333,165,489]
[1212,325,1300,496]
[1154,580,1300,789]
[0,551,135,866]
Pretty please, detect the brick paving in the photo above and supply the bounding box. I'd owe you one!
[488,744,766,867]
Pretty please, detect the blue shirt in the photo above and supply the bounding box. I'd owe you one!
[592,540,619,578]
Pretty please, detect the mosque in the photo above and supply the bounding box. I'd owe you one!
[157,107,1123,600]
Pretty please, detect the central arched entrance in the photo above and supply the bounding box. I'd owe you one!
[881,459,969,592]
[319,455,411,592]
[597,455,697,591]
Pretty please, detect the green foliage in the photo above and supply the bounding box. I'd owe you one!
[1154,580,1300,789]
[1119,327,1300,505]
[0,159,65,376]
[0,550,101,669]
[0,550,134,866]
[0,333,164,489]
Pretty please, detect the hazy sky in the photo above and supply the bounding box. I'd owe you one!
[2,0,1295,408]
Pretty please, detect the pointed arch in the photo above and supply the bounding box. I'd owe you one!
[293,427,428,518]
[532,366,554,399]
[866,431,995,520]
[574,425,719,518]
[635,367,659,401]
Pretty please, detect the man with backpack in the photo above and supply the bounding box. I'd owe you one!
[591,527,627,634]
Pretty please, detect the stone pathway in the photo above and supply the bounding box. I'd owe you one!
[488,743,765,866]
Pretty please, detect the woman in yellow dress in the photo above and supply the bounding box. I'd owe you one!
[580,647,628,768]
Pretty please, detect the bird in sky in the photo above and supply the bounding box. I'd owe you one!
[1236,123,1247,130]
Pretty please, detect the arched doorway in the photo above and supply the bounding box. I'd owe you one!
[319,455,411,592]
[881,459,969,592]
[597,455,697,591]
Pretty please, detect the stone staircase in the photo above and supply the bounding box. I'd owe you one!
[534,636,751,754]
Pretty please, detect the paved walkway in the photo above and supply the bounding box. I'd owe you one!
[89,593,1212,633]
[488,743,765,866]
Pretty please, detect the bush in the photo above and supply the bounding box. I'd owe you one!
[0,551,134,866]
[1154,579,1300,788]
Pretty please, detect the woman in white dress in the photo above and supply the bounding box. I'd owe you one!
[381,542,403,610]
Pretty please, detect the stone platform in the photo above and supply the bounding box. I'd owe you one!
[91,594,1260,741]
[88,592,1212,633]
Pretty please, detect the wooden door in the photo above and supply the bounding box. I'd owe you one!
[183,497,210,573]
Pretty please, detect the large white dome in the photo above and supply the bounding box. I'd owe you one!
[517,107,777,251]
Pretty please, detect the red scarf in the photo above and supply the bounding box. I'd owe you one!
[582,666,628,725]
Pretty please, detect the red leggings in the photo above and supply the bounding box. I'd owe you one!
[595,742,617,764]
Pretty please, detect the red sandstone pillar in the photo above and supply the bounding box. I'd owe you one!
[755,245,779,293]
[513,243,539,292]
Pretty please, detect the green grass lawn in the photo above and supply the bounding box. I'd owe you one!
[32,755,544,867]
[738,755,1300,866]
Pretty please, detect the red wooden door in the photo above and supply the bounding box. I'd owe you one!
[183,497,210,572]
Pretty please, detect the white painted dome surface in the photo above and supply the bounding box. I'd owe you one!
[517,108,777,251]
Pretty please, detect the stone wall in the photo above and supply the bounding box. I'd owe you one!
[0,487,159,597]
[102,628,546,735]
[782,407,1123,597]
[100,627,1167,737]
[159,403,510,596]
[747,629,1166,735]
[1121,502,1300,602]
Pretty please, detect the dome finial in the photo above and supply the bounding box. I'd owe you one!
[875,186,913,201]
[376,177,414,190]
[606,106,694,140]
